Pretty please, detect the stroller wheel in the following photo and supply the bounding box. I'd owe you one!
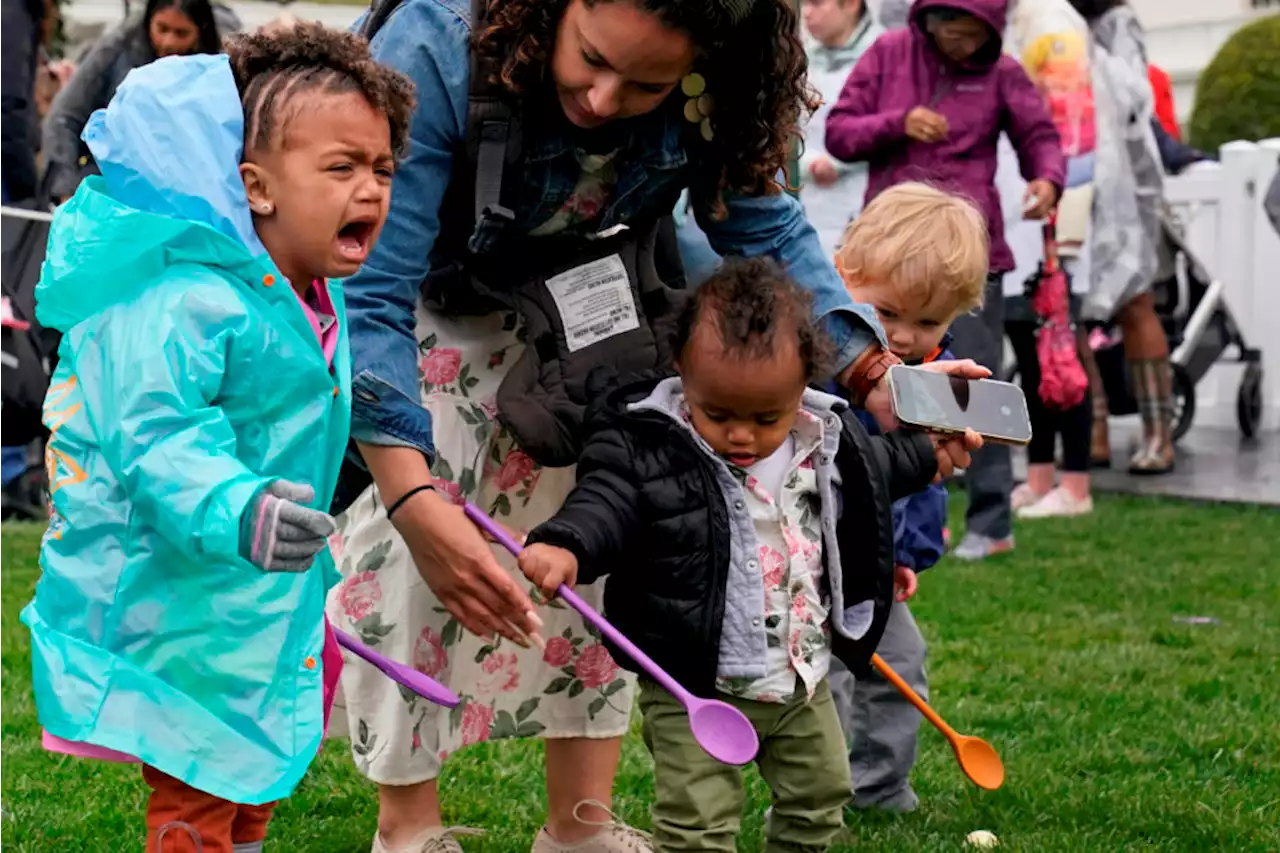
[1237,363,1264,439]
[1171,364,1195,443]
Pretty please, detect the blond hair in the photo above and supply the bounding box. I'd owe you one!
[835,182,989,317]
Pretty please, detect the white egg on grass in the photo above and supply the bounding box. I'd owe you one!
[965,829,1000,849]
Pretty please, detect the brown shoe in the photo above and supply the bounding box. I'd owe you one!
[1127,359,1175,475]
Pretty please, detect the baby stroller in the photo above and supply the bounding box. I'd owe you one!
[1088,209,1265,440]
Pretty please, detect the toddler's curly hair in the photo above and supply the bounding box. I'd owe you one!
[674,257,835,381]
[224,22,416,159]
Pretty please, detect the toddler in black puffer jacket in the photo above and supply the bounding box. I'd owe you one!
[518,257,939,852]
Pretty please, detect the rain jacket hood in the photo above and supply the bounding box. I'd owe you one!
[37,54,267,330]
[910,0,1007,71]
[24,54,352,806]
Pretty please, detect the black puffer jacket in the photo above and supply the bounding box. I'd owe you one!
[527,373,938,697]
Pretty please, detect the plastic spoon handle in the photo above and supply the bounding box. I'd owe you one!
[463,503,696,706]
[335,627,460,707]
[872,652,959,741]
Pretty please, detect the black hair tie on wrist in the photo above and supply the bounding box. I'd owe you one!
[386,484,436,520]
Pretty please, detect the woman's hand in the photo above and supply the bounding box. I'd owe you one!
[1022,178,1058,220]
[360,444,543,647]
[904,106,949,143]
[863,358,990,477]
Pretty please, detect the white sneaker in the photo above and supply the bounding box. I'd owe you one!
[372,826,483,853]
[951,532,1015,561]
[1016,487,1093,519]
[1010,483,1050,511]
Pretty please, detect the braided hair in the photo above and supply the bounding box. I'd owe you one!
[224,22,415,159]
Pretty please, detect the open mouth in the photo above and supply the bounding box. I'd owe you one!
[335,219,375,263]
[725,453,758,468]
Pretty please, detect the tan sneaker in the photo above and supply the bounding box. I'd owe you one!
[1017,487,1093,519]
[530,801,652,853]
[372,826,483,853]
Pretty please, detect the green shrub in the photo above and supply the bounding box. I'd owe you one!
[1188,14,1280,152]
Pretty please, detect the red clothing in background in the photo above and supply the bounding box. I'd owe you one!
[1148,64,1180,140]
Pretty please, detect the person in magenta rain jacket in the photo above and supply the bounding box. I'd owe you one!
[825,0,1064,563]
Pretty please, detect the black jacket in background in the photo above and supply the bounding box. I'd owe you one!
[527,373,938,696]
[1,0,45,203]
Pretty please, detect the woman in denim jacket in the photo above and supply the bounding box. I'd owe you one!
[329,1,984,851]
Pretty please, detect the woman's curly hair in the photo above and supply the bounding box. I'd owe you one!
[474,0,819,214]
[225,22,416,159]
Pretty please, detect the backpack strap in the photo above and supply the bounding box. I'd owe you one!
[463,0,518,240]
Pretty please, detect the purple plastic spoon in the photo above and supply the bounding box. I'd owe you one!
[334,628,460,708]
[463,502,759,766]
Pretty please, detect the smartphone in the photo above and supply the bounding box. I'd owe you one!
[887,364,1032,446]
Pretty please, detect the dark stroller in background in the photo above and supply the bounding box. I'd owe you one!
[1,194,58,521]
[1088,209,1265,442]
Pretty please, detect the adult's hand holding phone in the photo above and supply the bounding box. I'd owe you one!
[863,359,989,477]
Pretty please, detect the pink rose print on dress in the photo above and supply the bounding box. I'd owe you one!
[542,636,574,668]
[496,449,535,491]
[799,457,814,470]
[760,546,786,589]
[476,651,521,695]
[337,571,382,623]
[574,643,619,689]
[328,531,344,563]
[460,702,495,746]
[791,593,809,620]
[413,626,448,679]
[420,348,463,385]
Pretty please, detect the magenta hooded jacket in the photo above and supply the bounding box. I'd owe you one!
[825,0,1065,273]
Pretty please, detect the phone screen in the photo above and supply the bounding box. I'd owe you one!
[889,365,1033,444]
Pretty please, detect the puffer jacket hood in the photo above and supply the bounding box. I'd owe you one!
[37,54,266,331]
[911,0,1009,69]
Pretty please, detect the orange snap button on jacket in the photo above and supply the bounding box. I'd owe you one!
[332,386,339,398]
[262,274,275,287]
[304,656,316,670]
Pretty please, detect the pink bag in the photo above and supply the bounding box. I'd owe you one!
[1030,215,1088,410]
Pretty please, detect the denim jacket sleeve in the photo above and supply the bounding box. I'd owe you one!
[689,185,885,373]
[343,0,470,460]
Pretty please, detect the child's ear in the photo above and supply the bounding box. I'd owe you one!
[240,162,276,216]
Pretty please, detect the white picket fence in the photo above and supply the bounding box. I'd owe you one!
[1001,137,1280,436]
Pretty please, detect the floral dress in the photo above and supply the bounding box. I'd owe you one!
[327,312,635,785]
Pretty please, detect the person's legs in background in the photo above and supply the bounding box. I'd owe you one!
[1118,290,1175,474]
[950,274,1014,560]
[1007,321,1093,518]
[835,603,929,813]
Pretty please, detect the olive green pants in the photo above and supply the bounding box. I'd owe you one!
[638,678,851,853]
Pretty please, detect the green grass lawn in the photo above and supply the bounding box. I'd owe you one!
[3,495,1279,852]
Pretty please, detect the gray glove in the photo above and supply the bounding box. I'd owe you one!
[241,480,335,572]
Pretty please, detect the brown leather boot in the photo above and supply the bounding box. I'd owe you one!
[1128,359,1175,475]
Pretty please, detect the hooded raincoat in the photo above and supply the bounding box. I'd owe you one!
[825,0,1065,273]
[21,54,351,806]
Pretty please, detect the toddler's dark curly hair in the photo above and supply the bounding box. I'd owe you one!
[475,0,819,218]
[224,22,416,158]
[673,257,835,381]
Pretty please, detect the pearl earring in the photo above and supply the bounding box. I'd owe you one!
[257,203,273,214]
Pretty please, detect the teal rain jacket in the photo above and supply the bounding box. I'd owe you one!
[22,54,351,805]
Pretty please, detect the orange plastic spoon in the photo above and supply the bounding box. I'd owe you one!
[871,653,1005,790]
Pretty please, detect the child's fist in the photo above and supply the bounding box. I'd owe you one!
[518,543,578,601]
[894,565,918,602]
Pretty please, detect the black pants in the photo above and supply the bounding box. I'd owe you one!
[1007,320,1092,472]
[948,274,1012,539]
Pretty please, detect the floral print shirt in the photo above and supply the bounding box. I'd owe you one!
[715,409,832,704]
[528,150,621,237]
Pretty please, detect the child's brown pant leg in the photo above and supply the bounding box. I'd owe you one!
[142,765,276,853]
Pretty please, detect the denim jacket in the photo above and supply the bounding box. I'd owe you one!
[348,0,884,460]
